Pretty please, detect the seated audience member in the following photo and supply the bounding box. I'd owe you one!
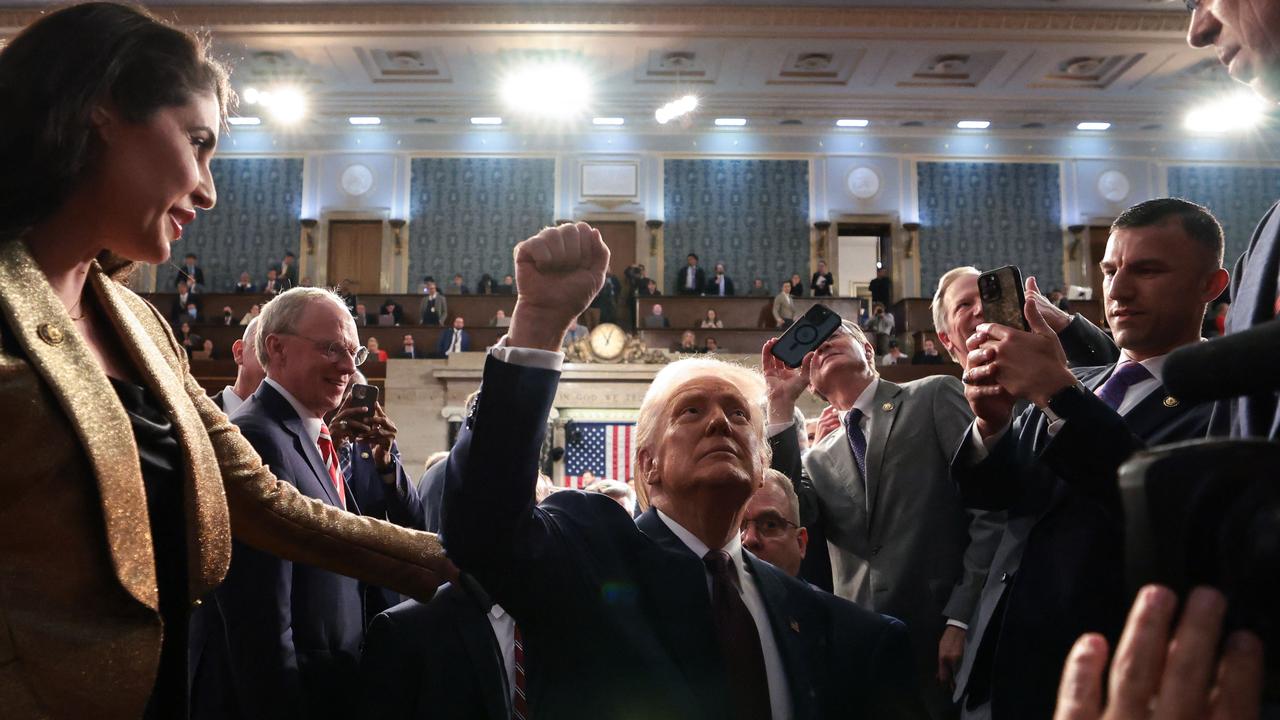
[183,333,203,357]
[218,305,235,326]
[644,278,660,296]
[476,273,497,295]
[419,282,446,326]
[563,316,589,346]
[398,334,419,359]
[642,303,671,329]
[366,336,388,363]
[869,267,892,309]
[273,250,298,288]
[381,298,406,326]
[262,268,283,295]
[584,479,637,516]
[239,303,261,326]
[773,281,796,328]
[866,303,895,355]
[214,318,264,414]
[763,320,999,718]
[449,273,470,295]
[234,271,257,293]
[700,308,723,329]
[881,339,908,366]
[739,469,807,578]
[811,261,834,297]
[788,273,805,298]
[952,199,1229,720]
[183,301,203,324]
[703,337,720,354]
[175,252,205,292]
[497,274,516,295]
[913,338,946,365]
[177,321,195,348]
[708,262,734,297]
[170,279,200,325]
[748,278,770,297]
[335,279,359,315]
[353,303,369,326]
[492,309,511,328]
[192,338,215,360]
[674,253,706,295]
[672,329,699,353]
[437,316,471,356]
[442,222,925,719]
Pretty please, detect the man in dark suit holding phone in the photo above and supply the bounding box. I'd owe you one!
[952,198,1230,720]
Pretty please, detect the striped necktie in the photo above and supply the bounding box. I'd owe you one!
[317,424,348,510]
[513,625,528,719]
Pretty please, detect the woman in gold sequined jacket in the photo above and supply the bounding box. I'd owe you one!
[0,5,453,717]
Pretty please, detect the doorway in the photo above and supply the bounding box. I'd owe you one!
[588,220,639,327]
[328,220,383,294]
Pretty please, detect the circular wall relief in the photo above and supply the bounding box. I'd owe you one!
[846,166,881,200]
[340,163,375,197]
[1097,170,1131,203]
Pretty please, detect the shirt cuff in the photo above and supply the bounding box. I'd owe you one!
[766,420,796,439]
[488,335,564,372]
[946,619,969,631]
[966,420,1008,464]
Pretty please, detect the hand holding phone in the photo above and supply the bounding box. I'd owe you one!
[978,265,1030,331]
[769,304,843,369]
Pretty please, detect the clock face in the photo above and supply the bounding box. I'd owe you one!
[341,163,375,197]
[588,323,627,360]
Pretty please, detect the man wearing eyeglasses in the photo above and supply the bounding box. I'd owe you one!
[201,287,387,720]
[740,469,808,578]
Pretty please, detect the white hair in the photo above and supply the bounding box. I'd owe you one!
[255,287,351,367]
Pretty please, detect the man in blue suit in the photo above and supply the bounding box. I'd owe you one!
[208,287,422,720]
[437,315,471,356]
[444,222,925,720]
[952,199,1230,720]
[1188,0,1280,439]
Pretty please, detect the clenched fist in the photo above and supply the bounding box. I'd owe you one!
[508,222,610,351]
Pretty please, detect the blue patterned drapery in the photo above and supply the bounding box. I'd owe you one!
[1167,165,1280,270]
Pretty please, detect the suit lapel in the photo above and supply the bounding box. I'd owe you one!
[864,379,903,518]
[745,553,814,719]
[257,383,343,507]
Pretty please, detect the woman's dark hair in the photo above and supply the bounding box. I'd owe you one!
[0,2,232,245]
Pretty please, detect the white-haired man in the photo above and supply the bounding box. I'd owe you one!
[762,320,1000,719]
[212,317,264,415]
[442,222,925,720]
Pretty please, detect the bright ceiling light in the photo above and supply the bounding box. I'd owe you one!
[227,116,261,126]
[836,118,870,128]
[242,87,260,105]
[348,116,382,126]
[593,117,625,126]
[470,116,503,125]
[956,120,991,129]
[655,95,698,124]
[1077,122,1112,131]
[263,87,307,125]
[1184,92,1269,133]
[714,117,747,127]
[500,62,590,118]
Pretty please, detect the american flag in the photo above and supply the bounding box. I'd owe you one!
[564,422,635,488]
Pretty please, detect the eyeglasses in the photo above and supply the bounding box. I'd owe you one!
[740,513,799,539]
[281,332,368,366]
[1185,0,1202,11]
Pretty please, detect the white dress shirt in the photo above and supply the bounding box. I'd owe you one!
[219,386,245,416]
[487,603,517,700]
[262,377,323,445]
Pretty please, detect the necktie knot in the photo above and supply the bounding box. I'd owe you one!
[1096,361,1153,411]
[845,408,865,429]
[702,550,742,593]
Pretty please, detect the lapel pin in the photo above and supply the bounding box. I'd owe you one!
[789,619,800,633]
[881,402,894,412]
[1163,396,1179,408]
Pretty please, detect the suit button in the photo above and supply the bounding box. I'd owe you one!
[37,323,65,345]
[1000,572,1010,583]
[192,598,203,607]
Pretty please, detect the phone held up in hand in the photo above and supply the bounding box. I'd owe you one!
[345,383,379,420]
[978,265,1030,331]
[770,304,843,369]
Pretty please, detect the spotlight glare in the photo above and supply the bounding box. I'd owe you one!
[265,87,307,125]
[470,116,503,126]
[242,87,260,105]
[500,62,590,118]
[348,116,382,126]
[1185,92,1268,133]
[836,118,870,128]
[592,117,625,126]
[1077,122,1112,131]
[714,117,747,127]
[655,94,698,124]
[228,116,261,126]
[957,120,991,129]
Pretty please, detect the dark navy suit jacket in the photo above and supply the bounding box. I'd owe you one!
[443,355,926,720]
[951,362,1214,720]
[436,327,472,355]
[358,581,510,720]
[208,382,366,720]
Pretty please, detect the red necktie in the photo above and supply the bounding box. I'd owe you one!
[513,625,528,719]
[317,424,348,510]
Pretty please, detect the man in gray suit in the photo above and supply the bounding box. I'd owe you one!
[763,321,1001,718]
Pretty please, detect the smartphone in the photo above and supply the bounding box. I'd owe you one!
[345,383,379,420]
[978,265,1029,331]
[770,304,843,368]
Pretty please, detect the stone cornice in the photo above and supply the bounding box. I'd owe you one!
[0,5,1190,38]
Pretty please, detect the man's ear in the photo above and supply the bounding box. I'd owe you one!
[937,330,959,361]
[89,105,117,141]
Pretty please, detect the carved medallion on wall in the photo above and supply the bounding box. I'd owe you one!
[846,166,881,200]
[341,163,375,197]
[1097,169,1131,203]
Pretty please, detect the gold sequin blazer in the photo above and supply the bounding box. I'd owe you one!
[0,240,454,719]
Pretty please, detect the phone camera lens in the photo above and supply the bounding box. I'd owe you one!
[795,326,817,343]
